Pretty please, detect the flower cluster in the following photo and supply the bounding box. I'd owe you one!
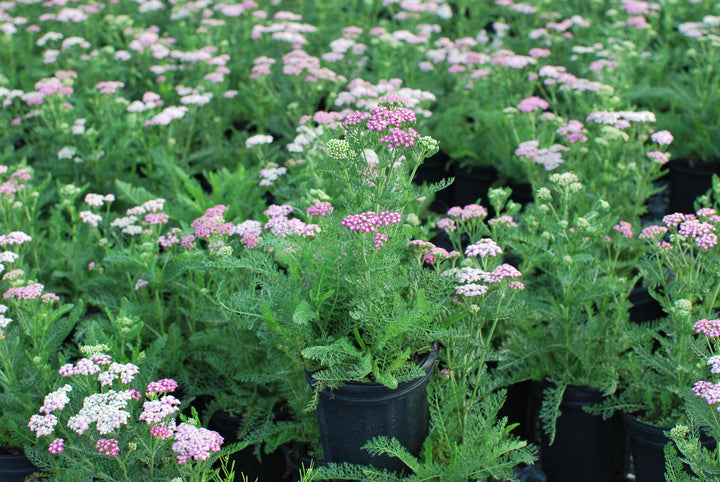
[306,201,334,217]
[514,140,569,171]
[640,209,720,251]
[695,318,720,338]
[263,204,320,238]
[465,238,503,258]
[28,353,225,476]
[341,210,402,247]
[343,95,424,152]
[171,422,224,464]
[408,239,460,265]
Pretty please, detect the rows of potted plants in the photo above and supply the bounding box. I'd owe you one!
[2,0,720,481]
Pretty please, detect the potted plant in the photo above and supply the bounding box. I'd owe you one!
[631,12,720,213]
[24,348,242,481]
[496,171,634,481]
[596,206,720,481]
[216,95,464,471]
[309,373,537,482]
[286,189,537,480]
[0,234,84,480]
[665,312,720,481]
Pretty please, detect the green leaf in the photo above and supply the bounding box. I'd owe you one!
[114,179,156,205]
[293,300,317,325]
[539,383,566,446]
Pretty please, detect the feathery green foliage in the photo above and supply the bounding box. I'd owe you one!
[218,97,459,389]
[497,171,634,437]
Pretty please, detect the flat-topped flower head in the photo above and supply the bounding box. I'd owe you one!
[695,318,720,338]
[172,422,223,464]
[455,284,489,297]
[40,385,73,414]
[651,130,673,146]
[483,263,523,283]
[3,282,44,300]
[663,212,687,227]
[436,217,456,233]
[460,204,488,220]
[96,438,120,457]
[639,224,668,239]
[48,438,64,454]
[692,380,720,407]
[341,210,401,233]
[465,238,503,258]
[379,127,420,150]
[446,204,488,220]
[138,395,180,424]
[613,221,634,238]
[517,95,549,113]
[263,204,294,218]
[306,201,333,217]
[146,378,179,396]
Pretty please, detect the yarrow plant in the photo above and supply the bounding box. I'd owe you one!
[0,245,83,452]
[497,171,636,442]
[600,207,720,428]
[665,311,720,480]
[218,96,458,390]
[26,351,238,481]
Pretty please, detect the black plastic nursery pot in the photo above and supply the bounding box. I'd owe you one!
[629,284,664,325]
[308,346,438,474]
[668,158,720,214]
[534,383,628,482]
[414,151,455,213]
[0,453,37,481]
[622,412,716,482]
[280,445,326,482]
[452,163,498,208]
[208,410,289,482]
[496,380,534,442]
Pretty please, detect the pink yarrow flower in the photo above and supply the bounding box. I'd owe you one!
[517,96,549,113]
[465,238,503,258]
[341,210,401,248]
[692,380,720,407]
[455,284,489,297]
[613,221,633,238]
[138,396,181,424]
[695,318,720,338]
[306,202,333,217]
[172,422,223,464]
[651,130,673,145]
[48,438,65,454]
[639,225,667,239]
[28,414,58,437]
[146,378,179,395]
[96,438,120,457]
[40,385,73,414]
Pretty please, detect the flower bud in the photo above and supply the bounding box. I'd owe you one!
[673,299,692,316]
[419,136,439,157]
[536,187,552,201]
[326,139,350,160]
[670,424,690,439]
